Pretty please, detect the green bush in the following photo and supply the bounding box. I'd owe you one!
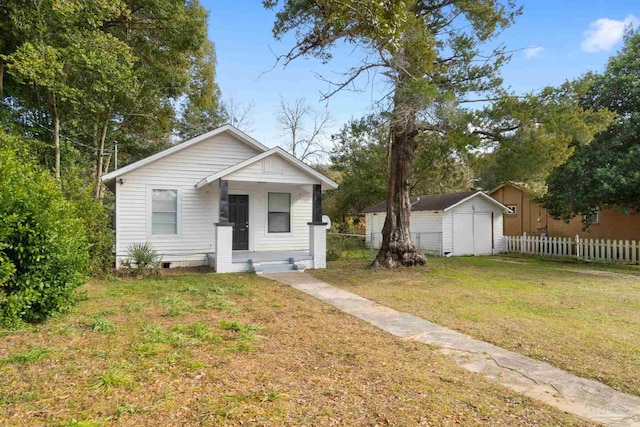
[0,146,89,326]
[61,167,114,275]
[121,242,161,276]
[326,234,370,260]
[326,248,340,261]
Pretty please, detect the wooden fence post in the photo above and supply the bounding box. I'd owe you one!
[575,235,580,260]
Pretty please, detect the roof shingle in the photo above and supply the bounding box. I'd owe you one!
[362,190,480,213]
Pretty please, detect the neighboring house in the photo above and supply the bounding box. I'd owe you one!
[101,124,338,273]
[363,191,510,256]
[489,182,640,240]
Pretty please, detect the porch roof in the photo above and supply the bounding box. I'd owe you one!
[194,147,338,190]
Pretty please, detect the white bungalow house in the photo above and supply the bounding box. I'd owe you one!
[101,125,337,273]
[363,191,510,256]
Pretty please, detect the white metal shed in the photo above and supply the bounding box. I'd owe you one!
[363,191,510,256]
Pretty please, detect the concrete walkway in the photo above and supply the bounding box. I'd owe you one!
[264,272,640,427]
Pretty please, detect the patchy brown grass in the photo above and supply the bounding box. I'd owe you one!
[311,256,640,397]
[0,270,593,426]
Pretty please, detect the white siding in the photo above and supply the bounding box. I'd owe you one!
[413,212,443,253]
[442,211,454,254]
[445,196,505,255]
[411,211,443,233]
[365,213,383,240]
[115,133,261,266]
[366,194,505,257]
[114,132,318,267]
[493,212,505,253]
[225,155,318,185]
[226,182,311,252]
[365,211,444,254]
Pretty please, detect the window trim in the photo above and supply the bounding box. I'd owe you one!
[583,208,599,225]
[146,186,181,238]
[267,192,292,234]
[506,205,517,215]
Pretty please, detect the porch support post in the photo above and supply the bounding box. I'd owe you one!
[215,179,233,273]
[215,224,233,273]
[308,183,327,269]
[312,184,322,223]
[308,223,327,269]
[219,179,229,224]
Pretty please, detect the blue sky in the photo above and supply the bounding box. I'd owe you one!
[205,1,638,146]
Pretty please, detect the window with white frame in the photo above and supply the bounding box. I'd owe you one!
[583,209,599,225]
[151,189,178,235]
[268,192,291,233]
[506,205,517,215]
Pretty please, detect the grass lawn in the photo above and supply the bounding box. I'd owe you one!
[0,269,593,426]
[311,256,640,398]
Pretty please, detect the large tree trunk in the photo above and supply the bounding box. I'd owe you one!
[372,119,427,268]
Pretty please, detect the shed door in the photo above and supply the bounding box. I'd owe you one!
[453,213,474,256]
[453,213,493,256]
[473,213,493,255]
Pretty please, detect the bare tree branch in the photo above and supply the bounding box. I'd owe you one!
[223,95,255,132]
[277,97,332,163]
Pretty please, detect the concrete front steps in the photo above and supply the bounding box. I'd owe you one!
[250,258,308,274]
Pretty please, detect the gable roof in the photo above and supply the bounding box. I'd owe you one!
[362,190,510,213]
[488,181,529,195]
[101,124,268,187]
[195,146,338,190]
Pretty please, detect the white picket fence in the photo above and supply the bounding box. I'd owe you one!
[505,234,640,264]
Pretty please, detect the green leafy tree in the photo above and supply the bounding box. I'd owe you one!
[177,39,225,139]
[0,132,89,326]
[102,0,222,170]
[329,115,390,222]
[1,0,225,277]
[265,0,520,267]
[329,114,473,226]
[472,79,614,193]
[3,0,131,181]
[2,0,223,194]
[542,31,640,224]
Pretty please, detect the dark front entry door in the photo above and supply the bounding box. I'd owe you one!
[229,195,249,250]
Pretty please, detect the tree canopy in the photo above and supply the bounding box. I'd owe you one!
[0,0,225,280]
[542,31,640,223]
[328,114,473,225]
[1,0,225,190]
[472,79,614,193]
[265,0,520,267]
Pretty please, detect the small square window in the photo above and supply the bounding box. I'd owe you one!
[583,209,599,224]
[506,205,517,215]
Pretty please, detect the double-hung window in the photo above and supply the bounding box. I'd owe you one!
[268,192,291,233]
[151,189,178,235]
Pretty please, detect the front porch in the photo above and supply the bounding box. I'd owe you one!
[194,147,336,273]
[207,250,313,274]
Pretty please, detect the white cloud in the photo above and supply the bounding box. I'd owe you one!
[581,15,639,53]
[523,46,544,59]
